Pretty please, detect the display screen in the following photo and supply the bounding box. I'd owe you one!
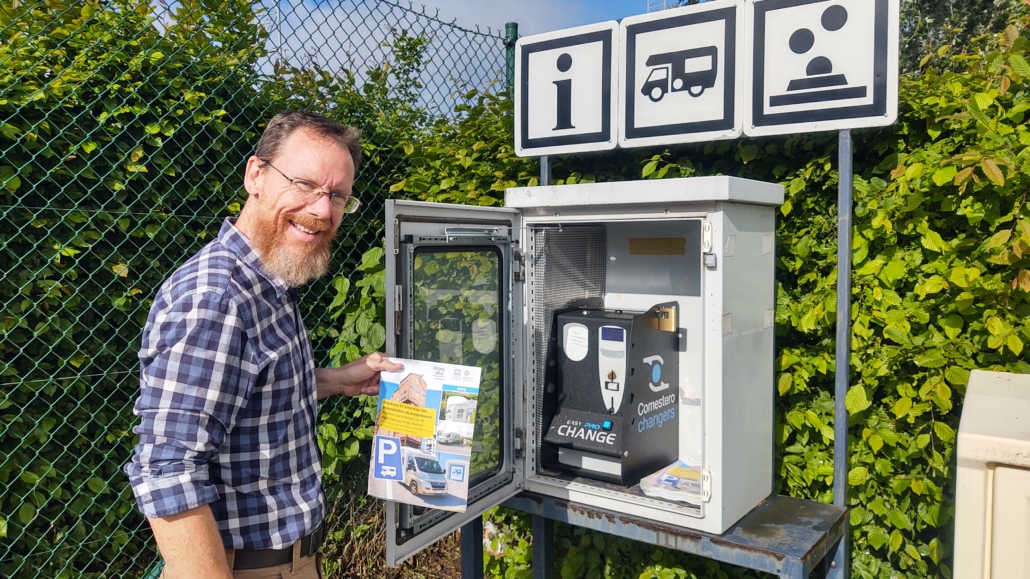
[601,327,625,342]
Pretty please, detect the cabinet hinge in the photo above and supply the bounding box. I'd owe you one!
[394,285,402,335]
[513,248,525,283]
[392,219,400,254]
[702,220,717,270]
[514,427,525,458]
[702,468,712,502]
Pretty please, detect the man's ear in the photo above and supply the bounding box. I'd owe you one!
[243,156,264,198]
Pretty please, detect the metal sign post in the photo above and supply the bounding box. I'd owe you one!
[827,129,853,579]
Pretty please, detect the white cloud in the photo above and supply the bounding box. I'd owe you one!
[407,0,590,36]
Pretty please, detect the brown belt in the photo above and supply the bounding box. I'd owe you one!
[232,521,325,570]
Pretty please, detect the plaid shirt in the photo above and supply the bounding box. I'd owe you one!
[124,218,324,550]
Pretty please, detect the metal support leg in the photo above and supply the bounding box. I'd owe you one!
[532,514,554,579]
[461,516,484,579]
[825,537,846,579]
[830,129,853,579]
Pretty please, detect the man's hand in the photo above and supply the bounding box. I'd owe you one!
[316,353,404,399]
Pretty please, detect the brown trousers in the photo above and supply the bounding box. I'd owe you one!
[160,546,323,579]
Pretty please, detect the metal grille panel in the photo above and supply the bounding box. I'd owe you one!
[529,225,608,471]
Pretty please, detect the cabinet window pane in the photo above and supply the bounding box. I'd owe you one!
[412,249,503,483]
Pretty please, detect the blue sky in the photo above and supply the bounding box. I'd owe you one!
[410,0,654,36]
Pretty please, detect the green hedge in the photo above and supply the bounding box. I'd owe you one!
[0,2,466,577]
[388,15,1030,579]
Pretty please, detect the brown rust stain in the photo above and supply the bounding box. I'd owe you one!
[568,502,616,524]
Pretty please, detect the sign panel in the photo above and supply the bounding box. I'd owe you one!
[620,0,743,148]
[373,436,403,481]
[515,22,620,157]
[744,0,899,136]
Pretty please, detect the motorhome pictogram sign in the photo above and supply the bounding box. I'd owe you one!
[619,0,744,148]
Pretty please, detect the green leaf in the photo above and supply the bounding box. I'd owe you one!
[845,385,871,414]
[973,92,993,110]
[941,315,963,339]
[740,144,759,163]
[777,373,792,395]
[850,507,865,525]
[642,160,658,177]
[0,516,5,539]
[889,509,912,531]
[986,316,1007,336]
[889,529,904,552]
[893,397,913,418]
[920,230,948,253]
[87,477,106,494]
[948,267,980,288]
[18,503,34,525]
[879,260,907,284]
[1010,53,1030,77]
[869,433,883,452]
[914,350,946,368]
[934,421,955,442]
[932,166,957,186]
[945,366,971,386]
[916,433,931,449]
[868,527,889,550]
[988,229,1011,249]
[929,537,941,564]
[848,466,868,486]
[1007,334,1024,355]
[904,163,924,180]
[980,158,1004,186]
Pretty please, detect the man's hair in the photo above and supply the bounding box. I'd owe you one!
[254,110,362,172]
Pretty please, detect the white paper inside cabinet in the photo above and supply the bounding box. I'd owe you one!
[384,200,524,566]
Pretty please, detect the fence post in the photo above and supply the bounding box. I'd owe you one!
[461,516,485,579]
[505,22,519,93]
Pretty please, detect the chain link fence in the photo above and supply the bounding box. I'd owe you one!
[0,1,507,576]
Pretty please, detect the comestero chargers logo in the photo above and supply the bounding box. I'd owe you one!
[643,355,670,392]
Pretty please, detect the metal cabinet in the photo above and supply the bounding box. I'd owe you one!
[383,176,785,565]
[954,370,1030,578]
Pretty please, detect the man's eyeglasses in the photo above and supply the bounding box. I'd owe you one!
[261,160,361,214]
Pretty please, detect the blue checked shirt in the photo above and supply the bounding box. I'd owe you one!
[125,218,324,549]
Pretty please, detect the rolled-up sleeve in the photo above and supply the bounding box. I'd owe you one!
[124,290,249,519]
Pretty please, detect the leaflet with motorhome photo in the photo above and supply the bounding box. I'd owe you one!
[367,358,482,512]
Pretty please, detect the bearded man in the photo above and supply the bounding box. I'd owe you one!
[125,110,401,579]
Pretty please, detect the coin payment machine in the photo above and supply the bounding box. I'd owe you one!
[542,305,681,486]
[384,177,782,565]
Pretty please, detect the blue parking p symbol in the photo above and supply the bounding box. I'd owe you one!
[373,436,403,481]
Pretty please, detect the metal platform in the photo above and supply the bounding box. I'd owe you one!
[502,493,847,579]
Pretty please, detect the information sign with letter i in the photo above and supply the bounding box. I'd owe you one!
[515,22,620,157]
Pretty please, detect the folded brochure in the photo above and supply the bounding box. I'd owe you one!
[367,358,483,513]
[639,458,702,502]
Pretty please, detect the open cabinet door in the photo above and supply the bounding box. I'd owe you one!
[384,200,524,566]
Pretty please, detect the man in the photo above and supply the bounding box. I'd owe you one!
[125,110,401,578]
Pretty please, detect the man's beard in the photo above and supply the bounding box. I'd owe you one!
[250,210,336,287]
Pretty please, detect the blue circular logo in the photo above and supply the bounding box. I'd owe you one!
[651,363,662,383]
